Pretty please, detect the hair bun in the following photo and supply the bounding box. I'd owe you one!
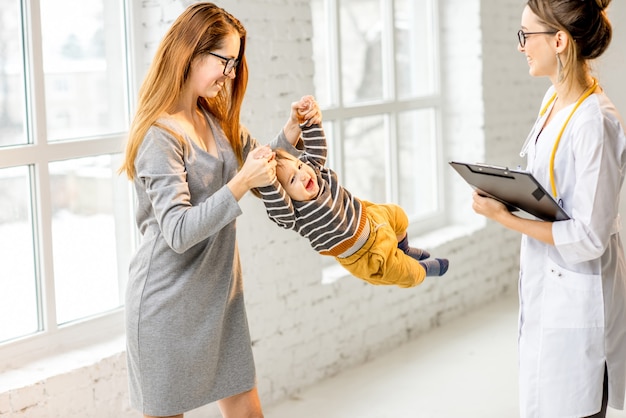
[595,0,611,11]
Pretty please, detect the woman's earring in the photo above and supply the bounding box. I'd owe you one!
[556,52,564,83]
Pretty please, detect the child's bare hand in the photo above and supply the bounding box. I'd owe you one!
[296,96,314,114]
[290,95,322,126]
[282,95,323,146]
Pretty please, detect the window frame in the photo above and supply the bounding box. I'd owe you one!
[0,0,135,371]
[312,0,445,239]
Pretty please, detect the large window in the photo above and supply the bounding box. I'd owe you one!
[310,0,442,233]
[0,0,132,365]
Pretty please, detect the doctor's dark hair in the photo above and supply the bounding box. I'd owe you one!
[527,0,612,84]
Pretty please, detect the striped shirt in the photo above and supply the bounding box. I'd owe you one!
[257,124,368,257]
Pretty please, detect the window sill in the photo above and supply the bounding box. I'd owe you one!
[0,333,125,393]
[0,308,127,394]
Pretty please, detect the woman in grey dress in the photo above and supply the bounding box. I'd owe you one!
[119,3,321,417]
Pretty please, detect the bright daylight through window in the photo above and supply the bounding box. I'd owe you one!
[0,0,132,355]
[309,0,442,235]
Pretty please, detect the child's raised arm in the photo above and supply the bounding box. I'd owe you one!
[282,95,322,146]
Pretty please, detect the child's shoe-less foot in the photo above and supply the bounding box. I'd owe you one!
[420,258,449,276]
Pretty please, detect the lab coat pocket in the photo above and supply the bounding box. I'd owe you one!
[542,258,604,329]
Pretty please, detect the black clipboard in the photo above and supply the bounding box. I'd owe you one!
[449,161,570,221]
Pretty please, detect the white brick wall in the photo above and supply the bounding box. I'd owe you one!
[1,0,624,416]
[0,352,134,418]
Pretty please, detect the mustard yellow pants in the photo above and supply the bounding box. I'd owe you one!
[335,201,426,288]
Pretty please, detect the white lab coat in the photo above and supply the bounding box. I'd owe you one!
[519,86,626,418]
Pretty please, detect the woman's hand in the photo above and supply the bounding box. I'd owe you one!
[472,190,508,221]
[243,145,276,188]
[283,95,322,145]
[251,144,274,161]
[227,145,277,200]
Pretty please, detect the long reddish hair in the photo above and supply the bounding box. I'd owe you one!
[120,2,248,179]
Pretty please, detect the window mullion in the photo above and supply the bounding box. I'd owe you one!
[24,0,58,333]
[388,114,398,203]
[32,162,58,332]
[24,0,47,146]
[382,0,396,202]
[329,0,345,179]
[429,0,442,94]
[385,114,397,203]
[381,0,395,101]
[123,0,139,118]
[329,0,342,108]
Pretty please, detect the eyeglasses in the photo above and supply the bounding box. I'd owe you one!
[207,51,239,76]
[517,29,558,48]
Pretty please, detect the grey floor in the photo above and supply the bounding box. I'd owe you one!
[263,293,626,418]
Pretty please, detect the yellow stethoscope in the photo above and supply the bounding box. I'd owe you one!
[520,78,598,199]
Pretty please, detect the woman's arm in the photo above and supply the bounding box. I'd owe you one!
[137,128,255,253]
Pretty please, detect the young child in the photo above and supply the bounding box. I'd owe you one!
[256,100,448,288]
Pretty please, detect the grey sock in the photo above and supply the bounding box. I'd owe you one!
[419,258,449,276]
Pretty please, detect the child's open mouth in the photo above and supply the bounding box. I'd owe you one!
[306,179,315,191]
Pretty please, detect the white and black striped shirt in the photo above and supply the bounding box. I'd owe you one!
[257,124,367,256]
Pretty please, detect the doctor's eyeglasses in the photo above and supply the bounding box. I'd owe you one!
[517,29,558,48]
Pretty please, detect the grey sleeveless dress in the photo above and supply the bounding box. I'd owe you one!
[125,111,287,416]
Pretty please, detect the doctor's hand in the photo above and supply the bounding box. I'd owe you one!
[472,190,555,244]
[472,190,509,222]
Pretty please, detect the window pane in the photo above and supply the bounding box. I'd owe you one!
[395,0,436,98]
[310,0,331,107]
[41,0,127,141]
[0,166,39,342]
[340,0,383,105]
[397,109,438,217]
[50,155,124,324]
[0,0,27,147]
[343,115,387,202]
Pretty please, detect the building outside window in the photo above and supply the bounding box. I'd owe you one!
[0,0,132,365]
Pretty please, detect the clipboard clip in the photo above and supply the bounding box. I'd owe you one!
[468,163,514,179]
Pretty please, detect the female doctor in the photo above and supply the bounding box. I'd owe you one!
[472,1,626,417]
